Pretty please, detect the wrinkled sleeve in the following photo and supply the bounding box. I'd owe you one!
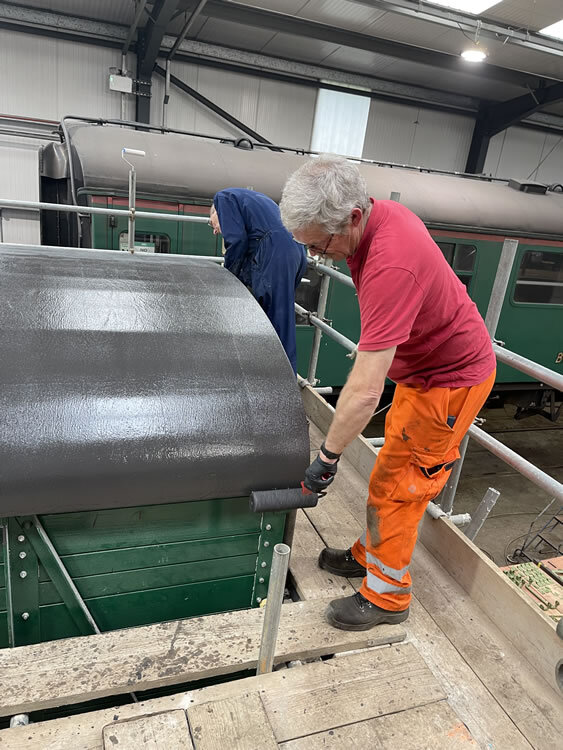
[358,266,423,351]
[214,191,249,273]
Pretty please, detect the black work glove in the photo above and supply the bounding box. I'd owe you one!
[303,454,339,496]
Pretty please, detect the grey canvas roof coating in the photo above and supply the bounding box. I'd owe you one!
[0,244,309,517]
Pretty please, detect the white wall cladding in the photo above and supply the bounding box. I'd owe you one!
[0,30,135,121]
[483,127,563,185]
[150,60,316,149]
[362,99,474,172]
[0,136,40,244]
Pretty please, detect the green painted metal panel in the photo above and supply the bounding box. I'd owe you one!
[0,587,5,612]
[38,553,258,605]
[38,575,255,641]
[315,261,358,387]
[296,325,314,378]
[37,533,259,581]
[0,613,8,648]
[41,497,261,555]
[501,242,563,382]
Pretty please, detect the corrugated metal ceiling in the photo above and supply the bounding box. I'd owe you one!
[3,0,562,107]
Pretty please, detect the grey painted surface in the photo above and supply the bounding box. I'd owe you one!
[0,245,309,516]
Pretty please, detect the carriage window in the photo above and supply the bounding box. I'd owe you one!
[454,244,476,272]
[119,232,170,254]
[514,250,563,305]
[436,241,476,293]
[436,242,454,265]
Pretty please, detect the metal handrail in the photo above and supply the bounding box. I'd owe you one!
[0,198,208,224]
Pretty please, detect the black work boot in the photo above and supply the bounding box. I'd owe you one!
[318,547,366,578]
[326,592,409,631]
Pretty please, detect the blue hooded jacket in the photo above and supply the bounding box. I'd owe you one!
[213,188,307,374]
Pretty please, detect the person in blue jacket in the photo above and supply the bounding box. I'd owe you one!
[210,188,307,374]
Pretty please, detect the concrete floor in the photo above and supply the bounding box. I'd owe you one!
[364,403,563,566]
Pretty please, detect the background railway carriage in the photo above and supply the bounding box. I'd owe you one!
[40,120,563,419]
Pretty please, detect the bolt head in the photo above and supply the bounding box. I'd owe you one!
[17,535,25,543]
[21,612,29,621]
[261,561,267,568]
[19,551,26,560]
[265,524,272,531]
[256,597,262,603]
[19,571,27,579]
[264,541,270,547]
[259,577,265,583]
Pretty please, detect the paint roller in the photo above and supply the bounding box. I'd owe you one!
[250,487,319,513]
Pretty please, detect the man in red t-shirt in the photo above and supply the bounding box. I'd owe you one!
[280,156,496,631]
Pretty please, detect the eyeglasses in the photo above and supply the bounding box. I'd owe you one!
[305,233,334,256]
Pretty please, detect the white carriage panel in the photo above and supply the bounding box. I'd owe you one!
[0,137,40,244]
[409,108,474,172]
[256,79,317,150]
[362,99,420,165]
[0,31,57,119]
[0,30,135,122]
[193,66,261,140]
[483,127,547,180]
[150,61,199,132]
[54,43,134,121]
[534,133,563,187]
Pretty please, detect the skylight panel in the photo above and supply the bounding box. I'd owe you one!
[426,1,502,14]
[539,20,563,41]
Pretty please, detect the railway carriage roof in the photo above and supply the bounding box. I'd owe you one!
[42,124,563,241]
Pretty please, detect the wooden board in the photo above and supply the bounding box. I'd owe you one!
[187,693,277,750]
[261,642,444,743]
[0,644,437,750]
[102,710,192,750]
[289,510,356,601]
[0,599,405,717]
[419,513,562,695]
[411,542,563,750]
[279,700,478,748]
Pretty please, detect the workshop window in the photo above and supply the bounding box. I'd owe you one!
[514,250,563,305]
[311,88,370,159]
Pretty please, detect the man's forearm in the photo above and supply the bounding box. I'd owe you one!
[323,385,381,457]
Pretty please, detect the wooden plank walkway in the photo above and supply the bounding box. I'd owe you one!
[0,598,405,717]
[3,644,464,750]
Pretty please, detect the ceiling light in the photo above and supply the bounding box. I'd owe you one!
[427,1,502,14]
[539,20,563,41]
[461,46,487,61]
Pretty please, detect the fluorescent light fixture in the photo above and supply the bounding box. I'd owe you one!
[428,1,502,14]
[539,19,563,41]
[461,47,487,61]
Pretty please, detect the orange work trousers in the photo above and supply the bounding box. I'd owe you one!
[351,369,496,612]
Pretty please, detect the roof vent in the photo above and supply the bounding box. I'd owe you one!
[508,179,548,195]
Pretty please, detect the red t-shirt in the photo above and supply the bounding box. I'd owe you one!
[347,199,495,389]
